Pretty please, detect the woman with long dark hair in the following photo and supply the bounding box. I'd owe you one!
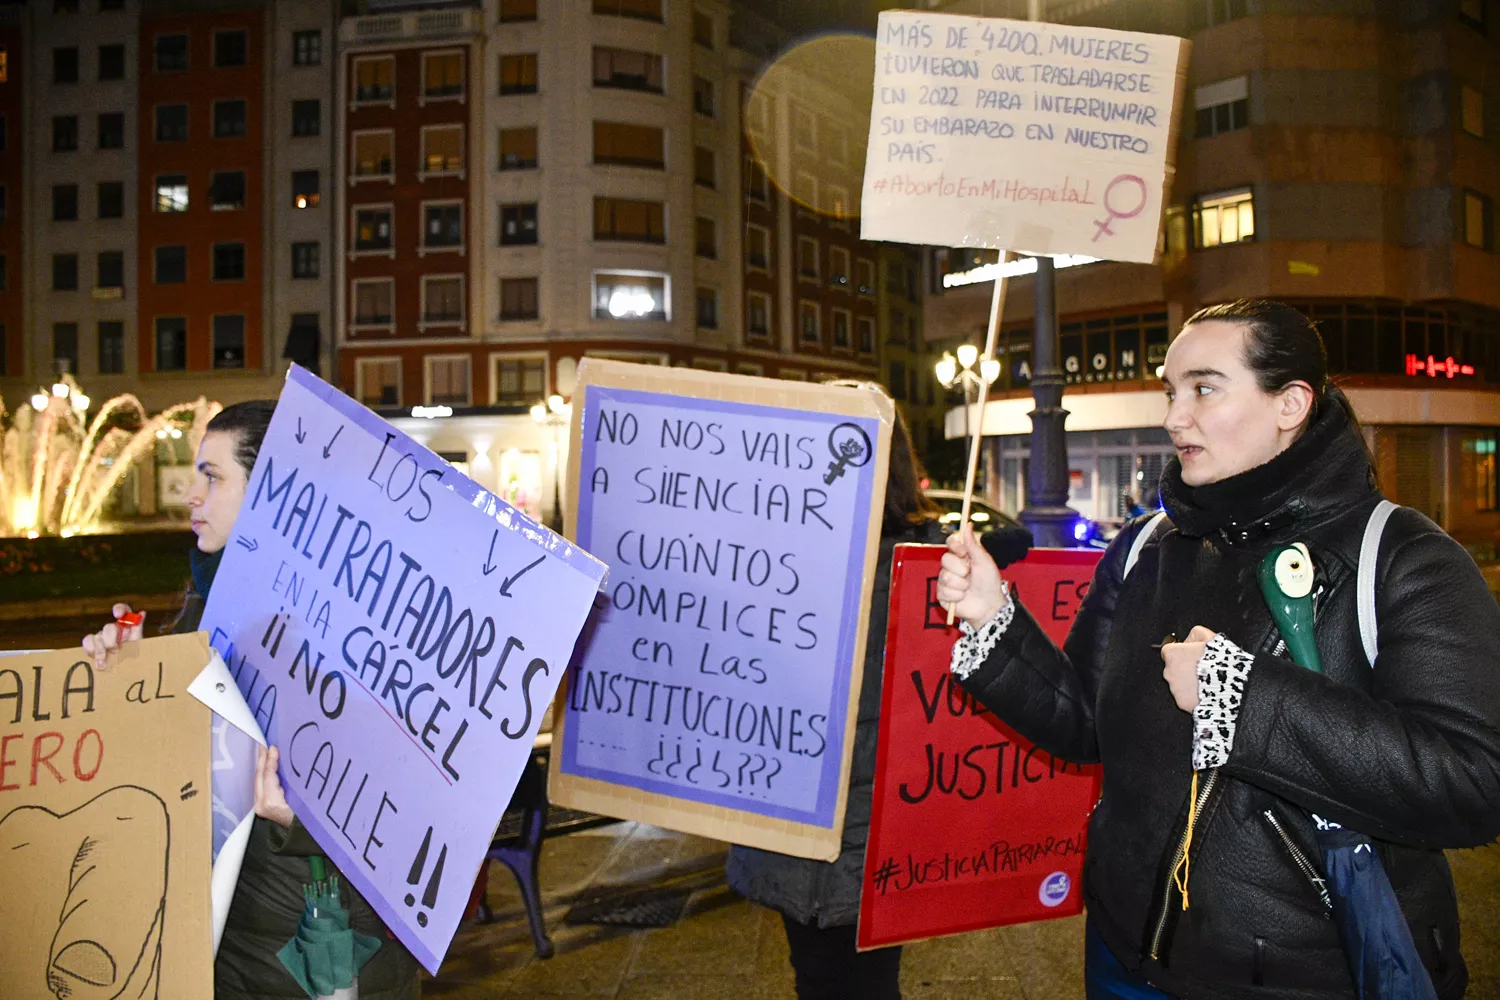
[84,400,421,1000]
[728,382,1031,1000]
[938,300,1500,999]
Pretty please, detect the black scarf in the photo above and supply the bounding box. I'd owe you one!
[1159,394,1376,539]
[190,545,223,600]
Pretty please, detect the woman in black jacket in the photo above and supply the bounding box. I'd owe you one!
[727,384,1031,1000]
[937,300,1500,999]
[84,400,421,1000]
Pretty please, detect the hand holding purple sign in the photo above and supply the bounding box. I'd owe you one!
[200,366,605,973]
[551,361,891,861]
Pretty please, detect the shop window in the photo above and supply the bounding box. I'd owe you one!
[214,100,248,138]
[593,47,662,93]
[293,30,322,67]
[1193,187,1255,247]
[98,322,125,375]
[211,171,246,211]
[155,245,186,284]
[353,279,394,327]
[501,203,538,245]
[423,276,464,324]
[98,181,124,219]
[155,103,187,142]
[1464,431,1498,512]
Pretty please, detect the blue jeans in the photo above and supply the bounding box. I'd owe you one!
[1085,921,1176,1000]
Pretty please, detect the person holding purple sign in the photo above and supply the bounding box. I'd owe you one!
[84,400,421,1000]
[727,383,1031,1000]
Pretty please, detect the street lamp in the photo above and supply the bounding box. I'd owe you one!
[30,381,90,414]
[935,346,1001,479]
[530,393,570,531]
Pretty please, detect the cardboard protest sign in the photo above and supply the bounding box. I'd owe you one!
[0,634,214,998]
[860,10,1190,263]
[550,360,891,860]
[199,365,606,973]
[859,545,1105,950]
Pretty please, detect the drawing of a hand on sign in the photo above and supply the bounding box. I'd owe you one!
[0,786,170,1000]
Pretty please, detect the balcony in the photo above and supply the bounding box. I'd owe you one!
[342,6,480,46]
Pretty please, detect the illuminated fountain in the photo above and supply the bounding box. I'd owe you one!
[0,376,220,538]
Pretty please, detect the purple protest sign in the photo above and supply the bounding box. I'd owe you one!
[551,362,891,860]
[200,365,605,973]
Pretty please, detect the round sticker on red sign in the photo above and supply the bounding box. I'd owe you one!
[1039,871,1071,908]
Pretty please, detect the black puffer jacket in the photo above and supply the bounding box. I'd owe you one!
[727,519,943,927]
[957,401,1500,998]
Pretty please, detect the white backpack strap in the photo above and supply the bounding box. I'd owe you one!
[1357,500,1399,667]
[1123,510,1170,580]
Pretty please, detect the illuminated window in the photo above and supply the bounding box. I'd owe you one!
[500,54,538,95]
[424,51,463,99]
[593,47,662,92]
[1464,431,1498,512]
[595,121,663,167]
[354,208,393,252]
[155,174,188,213]
[593,271,668,321]
[292,170,319,209]
[357,358,401,407]
[1193,187,1255,248]
[499,127,537,169]
[1465,191,1493,250]
[353,132,394,179]
[421,125,463,175]
[354,56,394,103]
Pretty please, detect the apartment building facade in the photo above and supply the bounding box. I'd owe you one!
[926,0,1500,548]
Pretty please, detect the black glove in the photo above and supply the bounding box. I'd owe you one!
[981,524,1033,570]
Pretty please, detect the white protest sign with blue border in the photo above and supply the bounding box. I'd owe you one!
[860,10,1190,263]
[200,365,605,973]
[550,360,892,861]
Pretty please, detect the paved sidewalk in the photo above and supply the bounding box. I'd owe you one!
[423,823,1500,999]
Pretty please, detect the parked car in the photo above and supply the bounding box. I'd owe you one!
[924,489,1023,536]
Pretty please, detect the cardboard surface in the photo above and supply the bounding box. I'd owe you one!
[860,11,1191,264]
[0,633,214,999]
[200,365,606,974]
[859,546,1104,950]
[550,360,892,861]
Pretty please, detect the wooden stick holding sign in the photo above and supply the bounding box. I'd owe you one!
[948,271,1007,625]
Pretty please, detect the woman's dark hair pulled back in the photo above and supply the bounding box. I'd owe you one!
[206,399,277,476]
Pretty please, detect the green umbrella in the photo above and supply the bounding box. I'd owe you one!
[278,856,382,999]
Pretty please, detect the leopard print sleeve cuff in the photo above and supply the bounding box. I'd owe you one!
[1192,632,1255,771]
[950,590,1016,682]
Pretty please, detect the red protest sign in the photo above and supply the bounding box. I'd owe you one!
[858,544,1105,950]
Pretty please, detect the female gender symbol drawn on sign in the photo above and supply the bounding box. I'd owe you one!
[824,423,873,485]
[1092,174,1148,242]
